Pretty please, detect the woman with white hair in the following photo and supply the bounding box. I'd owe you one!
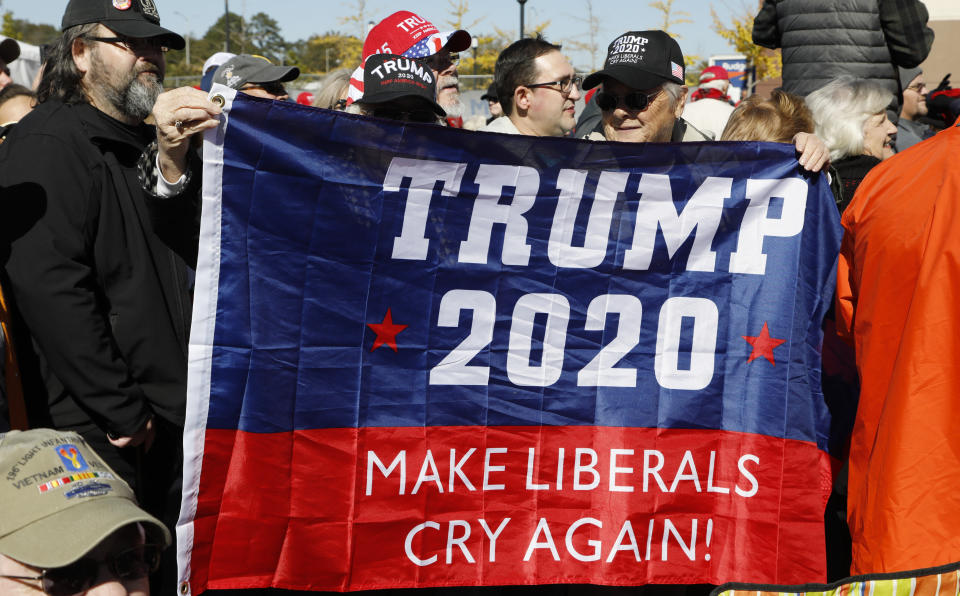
[805,76,897,212]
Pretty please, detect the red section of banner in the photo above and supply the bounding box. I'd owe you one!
[191,427,832,592]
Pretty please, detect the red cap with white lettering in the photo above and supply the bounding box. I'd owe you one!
[362,10,471,61]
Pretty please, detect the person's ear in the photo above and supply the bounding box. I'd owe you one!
[514,86,532,113]
[73,36,92,77]
[674,86,688,118]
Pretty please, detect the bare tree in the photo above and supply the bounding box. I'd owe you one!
[566,0,601,70]
[340,0,370,40]
[649,0,692,38]
[445,0,483,32]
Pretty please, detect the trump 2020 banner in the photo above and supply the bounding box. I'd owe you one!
[177,87,843,593]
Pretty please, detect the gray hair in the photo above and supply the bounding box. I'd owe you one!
[662,81,684,109]
[36,23,99,104]
[805,76,894,161]
[313,68,351,110]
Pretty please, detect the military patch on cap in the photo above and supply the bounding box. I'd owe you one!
[113,0,132,10]
[140,0,160,20]
[65,481,113,500]
[55,444,89,473]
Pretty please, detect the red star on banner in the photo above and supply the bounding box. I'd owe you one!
[367,308,408,353]
[742,322,786,366]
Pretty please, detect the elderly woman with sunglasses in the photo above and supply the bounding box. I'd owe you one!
[581,30,711,144]
[581,30,830,173]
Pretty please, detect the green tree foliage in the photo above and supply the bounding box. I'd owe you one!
[289,32,362,73]
[2,13,58,46]
[247,12,286,63]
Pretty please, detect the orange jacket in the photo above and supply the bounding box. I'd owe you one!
[837,120,960,574]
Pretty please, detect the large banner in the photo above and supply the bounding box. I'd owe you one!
[178,88,843,594]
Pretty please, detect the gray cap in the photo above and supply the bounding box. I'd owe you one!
[0,429,170,568]
[899,66,923,91]
[213,54,299,90]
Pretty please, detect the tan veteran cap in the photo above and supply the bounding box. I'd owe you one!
[0,429,171,568]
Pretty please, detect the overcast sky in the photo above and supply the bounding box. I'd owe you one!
[4,0,747,71]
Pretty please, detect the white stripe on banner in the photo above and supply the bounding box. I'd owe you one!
[175,84,237,596]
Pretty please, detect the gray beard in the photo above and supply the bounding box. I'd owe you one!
[438,74,463,119]
[441,97,464,119]
[90,50,163,122]
[104,71,163,122]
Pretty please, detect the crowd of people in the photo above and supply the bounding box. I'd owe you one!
[0,0,957,593]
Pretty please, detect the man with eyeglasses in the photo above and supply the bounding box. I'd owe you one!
[0,1,205,593]
[580,30,709,144]
[211,53,300,102]
[0,429,170,595]
[895,66,934,151]
[482,35,582,137]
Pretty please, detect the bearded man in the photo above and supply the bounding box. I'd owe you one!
[0,1,202,591]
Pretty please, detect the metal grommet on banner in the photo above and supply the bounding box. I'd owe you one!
[211,94,225,108]
[179,581,190,595]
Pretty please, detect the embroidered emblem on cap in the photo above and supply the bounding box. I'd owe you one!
[38,471,116,494]
[113,0,132,10]
[65,481,113,499]
[139,0,160,19]
[55,445,89,472]
[671,61,683,80]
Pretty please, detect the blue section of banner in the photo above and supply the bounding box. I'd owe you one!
[204,95,842,452]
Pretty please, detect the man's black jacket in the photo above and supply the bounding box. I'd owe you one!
[0,100,191,435]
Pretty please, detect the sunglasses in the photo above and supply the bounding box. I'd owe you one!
[85,36,169,54]
[424,52,459,71]
[242,81,288,97]
[372,107,440,123]
[596,88,662,112]
[0,544,161,596]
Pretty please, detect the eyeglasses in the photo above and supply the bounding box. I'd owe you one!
[596,88,663,112]
[0,544,162,596]
[241,81,288,97]
[424,52,459,72]
[906,82,927,93]
[372,107,439,123]
[526,75,583,95]
[85,36,169,54]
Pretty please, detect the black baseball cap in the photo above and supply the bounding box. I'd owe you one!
[481,82,498,102]
[583,30,685,91]
[0,38,20,64]
[212,54,300,90]
[61,0,185,51]
[357,54,445,117]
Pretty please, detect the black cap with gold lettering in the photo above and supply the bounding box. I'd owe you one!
[61,0,185,50]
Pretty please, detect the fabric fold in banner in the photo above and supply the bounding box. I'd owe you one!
[178,87,843,593]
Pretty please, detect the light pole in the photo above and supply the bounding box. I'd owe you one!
[517,0,527,40]
[224,0,231,53]
[173,11,191,66]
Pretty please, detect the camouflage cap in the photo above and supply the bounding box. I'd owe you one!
[0,429,170,568]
